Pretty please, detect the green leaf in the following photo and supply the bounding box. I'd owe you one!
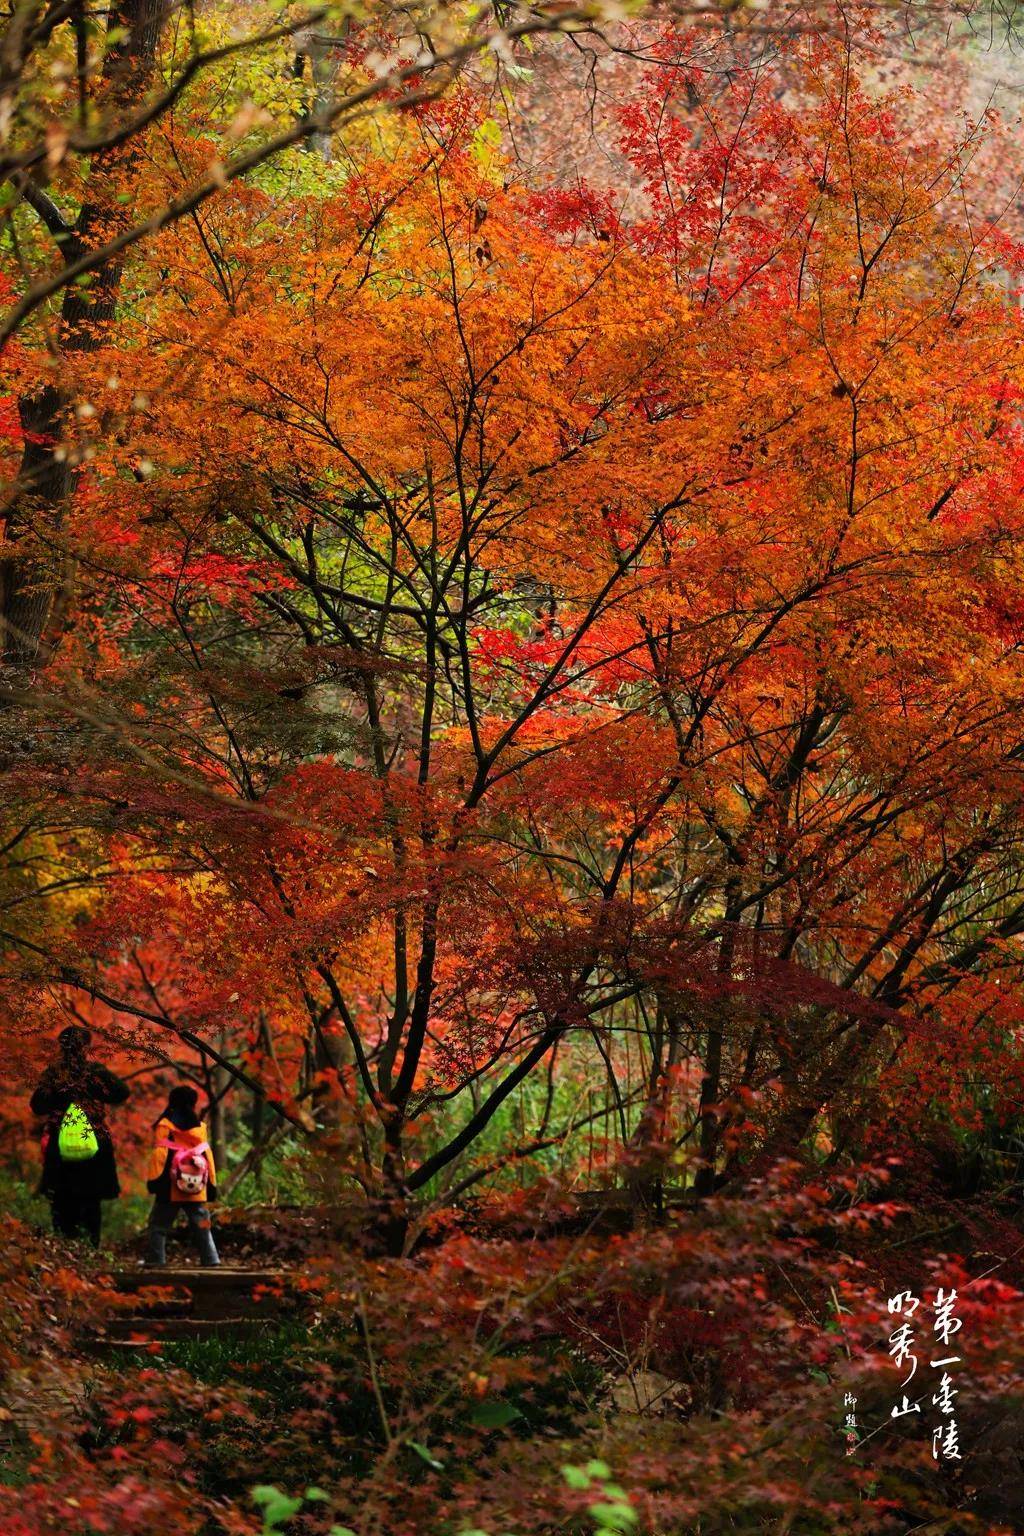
[587,1501,638,1533]
[251,1484,304,1529]
[305,1488,330,1502]
[562,1464,591,1489]
[470,116,503,171]
[469,1399,523,1429]
[407,1440,445,1471]
[585,1460,612,1481]
[329,1528,357,1536]
[265,1496,304,1528]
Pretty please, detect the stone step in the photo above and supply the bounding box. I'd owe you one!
[120,1298,292,1324]
[127,1314,274,1340]
[90,1315,274,1353]
[86,1267,310,1345]
[120,1296,194,1319]
[112,1266,292,1290]
[93,1270,308,1341]
[110,1268,300,1321]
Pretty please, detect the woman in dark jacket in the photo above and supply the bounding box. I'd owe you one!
[30,1025,130,1246]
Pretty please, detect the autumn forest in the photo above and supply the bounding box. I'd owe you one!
[4,0,1024,1530]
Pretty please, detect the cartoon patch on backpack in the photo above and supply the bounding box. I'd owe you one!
[161,1139,211,1196]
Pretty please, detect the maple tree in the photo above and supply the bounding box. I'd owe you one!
[2,0,687,669]
[16,29,1022,1216]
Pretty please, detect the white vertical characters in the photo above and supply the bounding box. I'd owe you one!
[929,1287,962,1462]
[887,1289,922,1418]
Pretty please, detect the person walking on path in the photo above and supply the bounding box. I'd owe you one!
[30,1024,130,1247]
[146,1084,220,1267]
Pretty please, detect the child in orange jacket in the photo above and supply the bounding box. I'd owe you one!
[145,1085,220,1267]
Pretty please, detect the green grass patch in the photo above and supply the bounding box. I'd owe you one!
[123,1316,316,1387]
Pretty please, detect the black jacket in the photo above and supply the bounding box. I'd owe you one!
[31,1060,130,1201]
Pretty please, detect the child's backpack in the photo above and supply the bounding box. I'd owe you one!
[161,1139,210,1197]
[57,1102,99,1162]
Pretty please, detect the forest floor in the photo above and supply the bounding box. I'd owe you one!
[12,1178,1024,1534]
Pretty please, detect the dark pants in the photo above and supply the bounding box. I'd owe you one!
[147,1201,219,1266]
[51,1192,102,1246]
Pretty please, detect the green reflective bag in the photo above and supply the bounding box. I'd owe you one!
[57,1102,98,1161]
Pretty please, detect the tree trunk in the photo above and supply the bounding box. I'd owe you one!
[694,884,740,1197]
[208,1069,228,1180]
[3,0,165,667]
[624,1003,683,1220]
[378,1115,410,1255]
